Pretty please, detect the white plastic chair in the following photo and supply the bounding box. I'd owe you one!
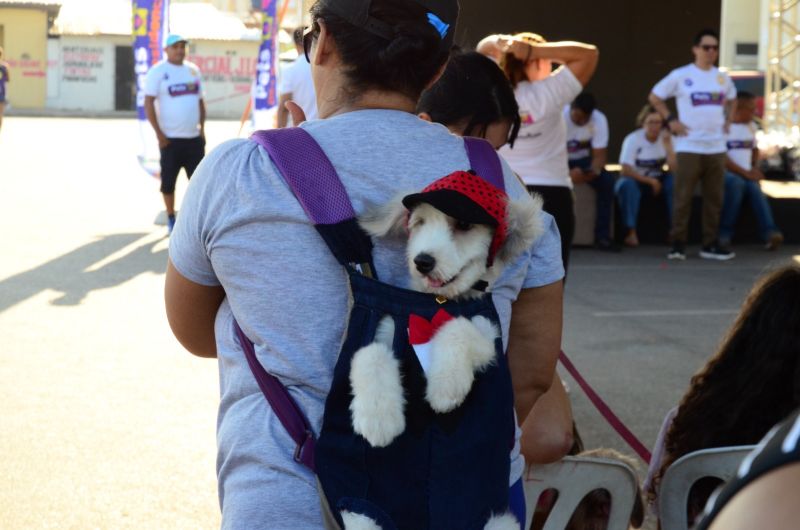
[523,455,640,530]
[658,445,755,530]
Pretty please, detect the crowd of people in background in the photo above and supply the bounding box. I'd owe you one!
[470,28,784,266]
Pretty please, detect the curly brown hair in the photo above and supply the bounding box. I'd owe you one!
[500,32,546,88]
[647,265,800,508]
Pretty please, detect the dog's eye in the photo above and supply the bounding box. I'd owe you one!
[454,221,473,232]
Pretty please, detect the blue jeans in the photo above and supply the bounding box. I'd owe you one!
[718,171,780,243]
[614,172,674,230]
[569,156,615,241]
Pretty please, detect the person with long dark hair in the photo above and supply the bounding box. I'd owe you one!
[417,49,521,149]
[644,264,800,526]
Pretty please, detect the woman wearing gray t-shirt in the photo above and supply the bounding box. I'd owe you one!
[165,1,560,528]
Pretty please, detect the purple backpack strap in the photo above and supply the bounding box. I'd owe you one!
[250,128,375,273]
[251,128,355,224]
[233,320,316,472]
[464,137,505,191]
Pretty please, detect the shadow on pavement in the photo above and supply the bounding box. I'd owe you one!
[0,232,168,312]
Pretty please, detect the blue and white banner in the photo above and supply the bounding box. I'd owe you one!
[132,0,169,176]
[252,0,279,130]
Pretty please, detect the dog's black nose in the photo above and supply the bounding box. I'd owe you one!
[414,253,436,274]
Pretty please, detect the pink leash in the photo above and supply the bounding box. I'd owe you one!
[559,350,652,464]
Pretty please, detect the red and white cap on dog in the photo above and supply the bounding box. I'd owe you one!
[402,170,508,266]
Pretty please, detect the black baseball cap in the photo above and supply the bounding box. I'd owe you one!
[320,0,459,47]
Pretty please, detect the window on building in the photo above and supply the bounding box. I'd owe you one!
[736,42,759,56]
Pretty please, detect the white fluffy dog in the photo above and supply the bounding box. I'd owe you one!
[338,171,542,530]
[351,171,544,447]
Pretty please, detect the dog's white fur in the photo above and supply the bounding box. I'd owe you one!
[349,341,406,447]
[483,512,521,530]
[360,194,544,300]
[425,315,498,413]
[342,190,543,528]
[341,511,382,530]
[342,510,519,530]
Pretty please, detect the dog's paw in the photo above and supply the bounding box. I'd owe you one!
[349,342,405,447]
[425,317,479,413]
[341,510,384,530]
[469,315,499,371]
[483,512,519,530]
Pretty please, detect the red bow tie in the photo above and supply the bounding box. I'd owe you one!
[408,309,454,345]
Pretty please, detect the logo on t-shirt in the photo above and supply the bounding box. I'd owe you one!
[690,92,724,106]
[684,78,694,87]
[567,139,591,153]
[727,140,754,150]
[636,157,666,169]
[168,82,200,97]
[520,111,534,126]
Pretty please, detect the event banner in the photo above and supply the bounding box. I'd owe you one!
[252,0,279,129]
[132,0,169,176]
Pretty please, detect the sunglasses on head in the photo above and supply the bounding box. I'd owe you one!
[303,24,318,63]
[700,44,719,51]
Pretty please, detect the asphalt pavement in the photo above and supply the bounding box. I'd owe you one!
[1,116,797,529]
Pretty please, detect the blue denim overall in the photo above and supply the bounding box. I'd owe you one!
[240,129,518,530]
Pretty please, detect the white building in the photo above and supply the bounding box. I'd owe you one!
[47,0,283,119]
[721,0,764,70]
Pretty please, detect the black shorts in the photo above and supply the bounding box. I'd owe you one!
[160,136,205,194]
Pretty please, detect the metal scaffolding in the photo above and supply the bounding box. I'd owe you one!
[766,0,800,134]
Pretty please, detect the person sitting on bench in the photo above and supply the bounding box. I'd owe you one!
[718,91,783,251]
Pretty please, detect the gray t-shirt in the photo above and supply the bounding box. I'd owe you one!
[169,109,564,529]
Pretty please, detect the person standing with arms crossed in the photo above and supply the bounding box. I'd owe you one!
[649,29,737,261]
[144,34,206,235]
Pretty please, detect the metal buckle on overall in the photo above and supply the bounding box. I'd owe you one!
[350,262,374,279]
[294,429,315,464]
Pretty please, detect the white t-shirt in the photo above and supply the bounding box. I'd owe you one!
[619,128,668,177]
[143,60,204,139]
[564,108,609,161]
[726,122,756,171]
[278,58,318,123]
[499,67,583,188]
[651,63,736,154]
